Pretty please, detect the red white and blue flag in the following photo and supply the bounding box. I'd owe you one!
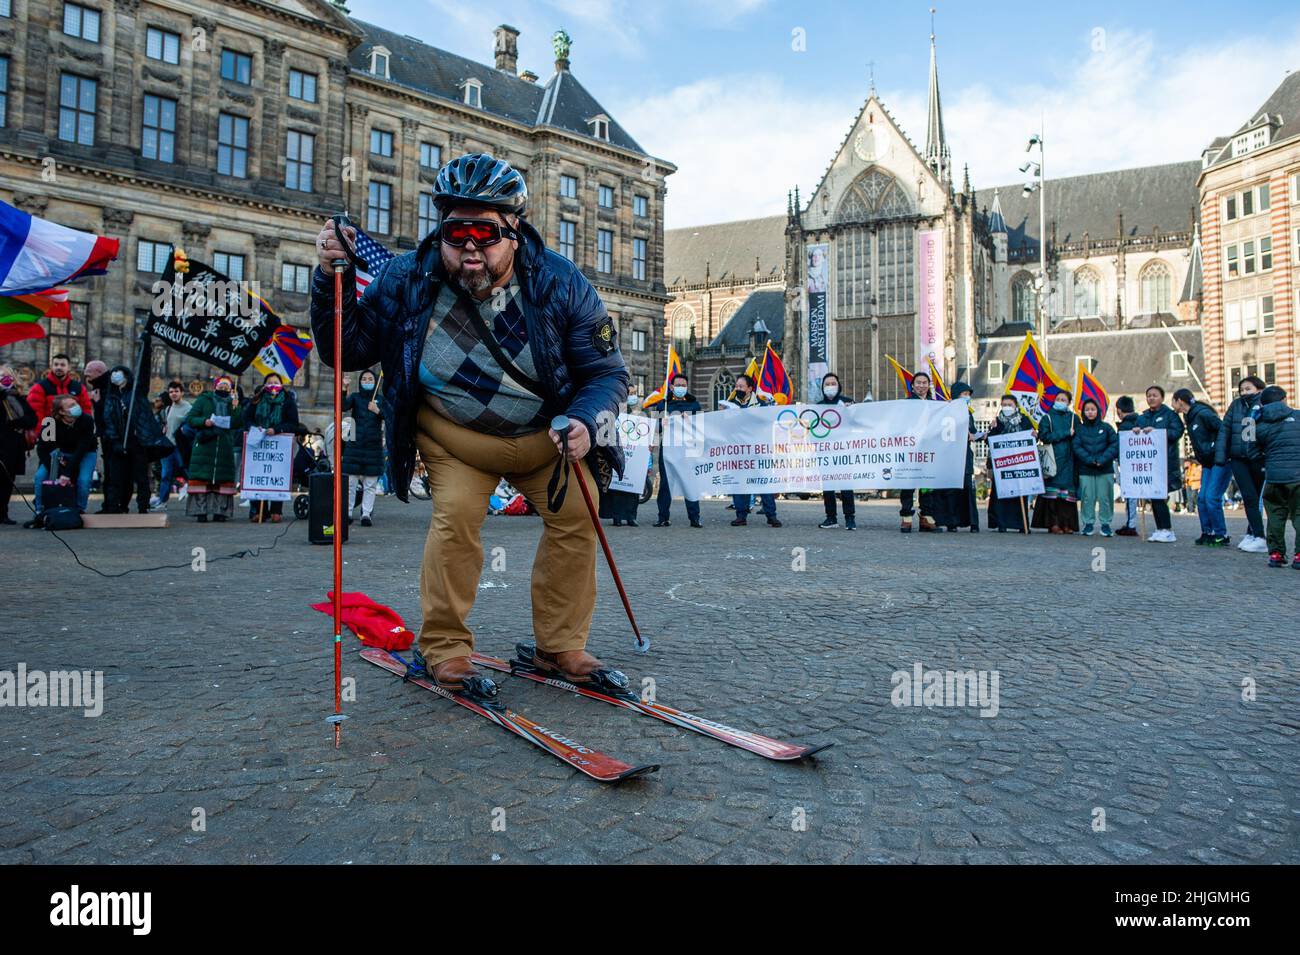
[352,228,395,300]
[0,199,119,296]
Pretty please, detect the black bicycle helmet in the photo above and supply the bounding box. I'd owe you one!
[433,153,528,215]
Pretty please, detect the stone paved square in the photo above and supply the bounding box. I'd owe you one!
[1,496,1295,864]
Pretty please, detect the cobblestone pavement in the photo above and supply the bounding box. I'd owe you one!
[1,493,1296,864]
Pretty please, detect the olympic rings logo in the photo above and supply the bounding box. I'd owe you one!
[620,420,651,439]
[775,407,841,439]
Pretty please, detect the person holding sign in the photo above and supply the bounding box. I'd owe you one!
[1032,389,1080,534]
[1072,398,1118,536]
[1135,384,1184,542]
[185,375,243,523]
[727,375,781,528]
[243,373,300,523]
[987,396,1034,533]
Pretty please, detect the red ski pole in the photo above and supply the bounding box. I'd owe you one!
[326,243,348,747]
[552,415,651,654]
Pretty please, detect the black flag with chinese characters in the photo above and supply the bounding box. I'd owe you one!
[147,251,278,373]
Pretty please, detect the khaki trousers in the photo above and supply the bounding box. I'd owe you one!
[413,402,597,667]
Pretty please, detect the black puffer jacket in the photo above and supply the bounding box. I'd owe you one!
[1072,419,1119,476]
[1135,403,1184,490]
[1182,400,1221,467]
[341,390,385,476]
[1256,401,1300,484]
[100,366,170,457]
[1214,393,1263,464]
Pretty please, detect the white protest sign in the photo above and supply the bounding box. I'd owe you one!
[1119,429,1168,499]
[661,399,968,497]
[240,433,294,500]
[608,414,654,495]
[987,430,1045,497]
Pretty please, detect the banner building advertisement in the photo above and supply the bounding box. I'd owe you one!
[806,243,829,398]
[917,229,945,372]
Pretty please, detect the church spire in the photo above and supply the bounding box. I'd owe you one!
[924,12,950,182]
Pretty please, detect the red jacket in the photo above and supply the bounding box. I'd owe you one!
[26,374,94,422]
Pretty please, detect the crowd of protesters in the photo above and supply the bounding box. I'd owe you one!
[0,355,389,531]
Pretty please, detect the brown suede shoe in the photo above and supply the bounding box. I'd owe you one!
[532,647,604,683]
[432,656,479,690]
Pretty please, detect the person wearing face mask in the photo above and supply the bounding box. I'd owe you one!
[987,396,1033,533]
[1135,384,1184,542]
[1071,398,1118,536]
[727,374,781,527]
[899,371,936,532]
[817,373,857,530]
[98,365,168,515]
[244,373,301,523]
[1214,375,1269,553]
[186,375,244,523]
[0,365,37,525]
[28,394,98,527]
[654,373,702,528]
[1032,390,1080,534]
[343,369,385,527]
[1113,395,1141,536]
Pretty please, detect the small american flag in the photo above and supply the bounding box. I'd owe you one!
[353,227,396,300]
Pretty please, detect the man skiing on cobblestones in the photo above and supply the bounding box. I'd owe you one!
[310,153,627,692]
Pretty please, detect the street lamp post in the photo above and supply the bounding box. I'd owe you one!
[1021,131,1048,358]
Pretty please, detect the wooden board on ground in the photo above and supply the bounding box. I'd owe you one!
[80,513,170,529]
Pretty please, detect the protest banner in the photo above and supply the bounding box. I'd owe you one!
[1119,429,1168,499]
[607,414,654,496]
[661,399,968,497]
[987,430,1045,497]
[240,432,294,501]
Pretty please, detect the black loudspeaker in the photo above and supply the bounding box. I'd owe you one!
[308,471,349,545]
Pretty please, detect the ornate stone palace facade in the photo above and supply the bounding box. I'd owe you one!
[0,0,673,421]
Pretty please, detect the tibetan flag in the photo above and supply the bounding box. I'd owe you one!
[0,199,119,296]
[0,287,72,321]
[353,228,396,300]
[926,357,951,401]
[643,344,683,409]
[757,340,793,405]
[252,325,314,382]
[1074,362,1109,419]
[1004,331,1069,416]
[886,354,915,395]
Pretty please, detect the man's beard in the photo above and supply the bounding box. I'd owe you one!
[451,256,508,295]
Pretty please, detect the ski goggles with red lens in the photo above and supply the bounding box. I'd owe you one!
[440,218,519,248]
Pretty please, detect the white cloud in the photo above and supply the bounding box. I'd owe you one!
[620,26,1300,227]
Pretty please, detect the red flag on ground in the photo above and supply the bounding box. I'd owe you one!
[310,592,414,651]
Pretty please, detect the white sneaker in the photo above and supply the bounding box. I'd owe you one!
[148,496,161,508]
[1148,529,1176,543]
[1240,535,1269,553]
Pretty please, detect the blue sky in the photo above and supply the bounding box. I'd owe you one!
[342,0,1300,226]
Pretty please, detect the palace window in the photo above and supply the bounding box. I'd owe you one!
[597,229,613,273]
[285,130,314,192]
[137,240,171,274]
[367,182,392,234]
[631,329,647,352]
[588,115,610,141]
[221,50,252,85]
[368,48,390,79]
[213,252,245,282]
[281,264,311,294]
[462,78,482,108]
[598,185,614,208]
[1260,235,1272,271]
[558,220,576,260]
[560,174,578,199]
[418,193,436,237]
[146,28,181,64]
[1139,260,1172,313]
[63,3,100,42]
[141,94,176,163]
[634,195,648,217]
[420,142,441,170]
[0,56,8,128]
[217,113,249,177]
[288,69,317,103]
[632,238,646,280]
[370,128,393,157]
[58,73,96,145]
[1262,294,1274,333]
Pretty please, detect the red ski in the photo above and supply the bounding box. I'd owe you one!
[361,647,658,783]
[472,645,832,762]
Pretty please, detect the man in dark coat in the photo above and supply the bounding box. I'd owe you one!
[96,365,170,514]
[0,365,37,524]
[1172,387,1229,546]
[309,153,626,690]
[1254,385,1300,567]
[1214,375,1269,553]
[930,380,978,532]
[1135,384,1184,542]
[653,373,702,528]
